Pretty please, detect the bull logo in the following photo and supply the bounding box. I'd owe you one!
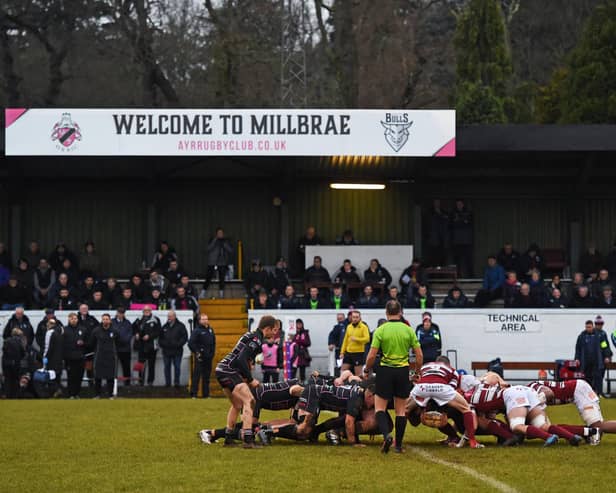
[381,120,412,152]
[51,113,82,149]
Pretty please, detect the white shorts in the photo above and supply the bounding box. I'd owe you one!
[574,380,603,425]
[504,385,543,414]
[411,383,457,407]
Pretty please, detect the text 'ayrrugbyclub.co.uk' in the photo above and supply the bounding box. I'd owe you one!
[176,139,288,152]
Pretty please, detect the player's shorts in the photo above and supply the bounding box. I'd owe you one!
[574,379,603,425]
[215,362,244,392]
[296,384,321,415]
[411,382,457,407]
[343,352,366,367]
[503,385,542,414]
[376,365,410,400]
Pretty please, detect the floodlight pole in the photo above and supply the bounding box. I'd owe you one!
[280,0,308,108]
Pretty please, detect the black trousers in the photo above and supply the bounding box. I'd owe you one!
[95,378,114,397]
[293,366,307,382]
[65,358,84,397]
[204,265,228,290]
[118,351,131,386]
[138,350,157,384]
[2,365,20,398]
[584,363,603,395]
[191,357,212,397]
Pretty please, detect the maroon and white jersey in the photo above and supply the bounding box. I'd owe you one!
[418,362,460,389]
[466,383,505,413]
[528,380,577,405]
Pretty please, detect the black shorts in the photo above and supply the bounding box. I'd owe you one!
[343,352,365,367]
[296,384,321,415]
[215,363,244,392]
[375,365,410,400]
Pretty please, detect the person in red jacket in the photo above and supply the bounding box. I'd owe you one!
[292,319,311,383]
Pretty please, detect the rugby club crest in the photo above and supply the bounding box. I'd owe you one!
[51,112,82,150]
[381,113,412,152]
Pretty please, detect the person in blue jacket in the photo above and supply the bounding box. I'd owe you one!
[575,319,610,395]
[474,255,505,307]
[415,312,442,363]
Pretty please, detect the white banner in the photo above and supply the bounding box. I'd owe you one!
[5,108,455,157]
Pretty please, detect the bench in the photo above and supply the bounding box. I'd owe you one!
[472,361,616,394]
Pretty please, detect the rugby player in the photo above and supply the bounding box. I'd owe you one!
[214,315,277,448]
[528,379,616,444]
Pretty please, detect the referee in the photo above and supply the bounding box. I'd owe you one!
[364,300,423,453]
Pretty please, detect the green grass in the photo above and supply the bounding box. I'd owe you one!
[2,398,616,493]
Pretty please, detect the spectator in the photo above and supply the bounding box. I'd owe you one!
[164,259,184,289]
[62,312,86,399]
[178,275,197,299]
[595,286,616,309]
[415,312,442,363]
[79,240,102,279]
[503,271,521,308]
[15,258,33,292]
[132,306,161,386]
[52,287,78,311]
[296,225,322,275]
[450,199,474,277]
[112,307,133,387]
[244,259,270,299]
[512,283,534,308]
[357,285,380,309]
[547,288,568,309]
[253,289,275,310]
[129,274,147,302]
[575,320,609,395]
[568,271,587,299]
[2,328,26,398]
[545,274,564,298]
[384,286,405,306]
[49,272,73,303]
[425,199,450,267]
[340,311,369,376]
[292,319,312,382]
[205,227,233,298]
[87,290,109,310]
[280,285,300,309]
[77,304,99,383]
[35,309,63,357]
[102,277,122,307]
[528,269,548,307]
[364,258,392,288]
[333,259,361,285]
[48,243,78,273]
[146,269,169,298]
[261,336,283,383]
[58,257,80,287]
[594,315,613,397]
[474,255,505,307]
[407,284,435,310]
[592,269,613,299]
[171,286,198,313]
[188,313,216,398]
[304,256,331,285]
[270,257,290,297]
[569,285,594,308]
[116,286,134,310]
[606,241,616,280]
[33,258,56,308]
[151,240,178,272]
[518,243,544,280]
[579,243,603,280]
[145,288,167,310]
[442,286,471,308]
[3,307,34,347]
[328,313,348,365]
[42,318,64,398]
[336,229,359,245]
[159,310,188,388]
[496,242,521,276]
[89,313,117,399]
[303,286,330,309]
[24,240,43,269]
[0,275,30,309]
[328,284,351,310]
[0,242,11,271]
[399,258,428,298]
[75,275,96,304]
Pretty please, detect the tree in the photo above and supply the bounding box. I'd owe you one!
[454,0,512,123]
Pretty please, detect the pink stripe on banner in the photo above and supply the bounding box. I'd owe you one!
[5,108,27,128]
[435,138,456,157]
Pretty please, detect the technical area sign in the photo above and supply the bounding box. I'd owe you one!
[5,108,455,157]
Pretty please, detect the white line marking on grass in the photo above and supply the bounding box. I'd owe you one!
[409,447,520,493]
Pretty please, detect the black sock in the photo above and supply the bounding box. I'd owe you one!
[395,416,407,448]
[275,424,299,440]
[224,427,235,443]
[313,416,345,436]
[376,411,390,440]
[243,429,254,443]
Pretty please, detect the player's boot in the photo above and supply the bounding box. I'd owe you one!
[500,435,522,447]
[568,434,583,447]
[381,435,393,454]
[543,434,559,447]
[325,430,340,446]
[455,435,468,448]
[468,439,485,449]
[257,428,271,446]
[588,428,602,446]
[198,429,212,445]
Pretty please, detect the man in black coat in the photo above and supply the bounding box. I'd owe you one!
[132,306,161,385]
[159,310,188,387]
[35,309,64,358]
[3,307,35,348]
[2,328,26,398]
[112,307,134,386]
[42,318,64,397]
[188,313,216,398]
[62,312,86,398]
[304,256,331,285]
[0,276,31,309]
[90,314,118,398]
